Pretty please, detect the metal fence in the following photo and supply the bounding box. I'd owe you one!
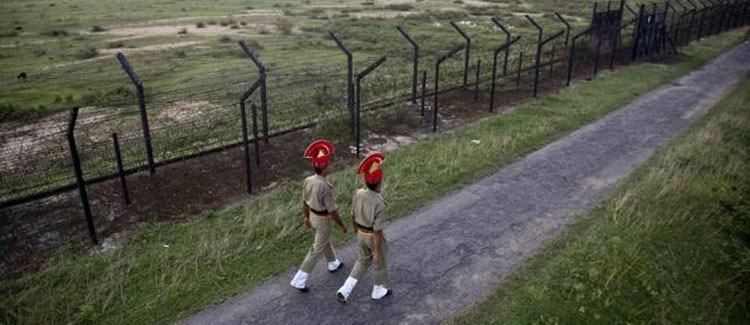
[1,0,749,246]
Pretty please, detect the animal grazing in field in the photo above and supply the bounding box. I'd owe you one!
[17,72,27,81]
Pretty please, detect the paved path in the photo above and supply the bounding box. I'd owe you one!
[185,42,750,325]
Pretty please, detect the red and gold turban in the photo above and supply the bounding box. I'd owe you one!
[304,140,334,169]
[357,152,385,185]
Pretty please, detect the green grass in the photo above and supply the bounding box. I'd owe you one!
[449,79,750,325]
[0,29,747,324]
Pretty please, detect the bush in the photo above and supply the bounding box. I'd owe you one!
[385,4,414,11]
[90,25,107,32]
[177,28,188,34]
[196,22,205,28]
[107,41,125,48]
[275,19,294,35]
[219,35,232,42]
[42,29,68,37]
[74,47,98,59]
[0,30,18,37]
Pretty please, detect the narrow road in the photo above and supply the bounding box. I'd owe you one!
[185,42,750,325]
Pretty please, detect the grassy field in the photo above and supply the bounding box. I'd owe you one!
[1,0,610,204]
[0,0,598,120]
[449,78,750,324]
[1,26,746,324]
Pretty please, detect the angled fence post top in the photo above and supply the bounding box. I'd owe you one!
[490,17,511,35]
[238,40,266,75]
[116,53,142,87]
[396,26,419,49]
[542,29,566,45]
[438,43,466,63]
[329,32,352,56]
[357,56,388,78]
[554,12,571,29]
[526,15,543,36]
[449,21,471,41]
[495,36,522,53]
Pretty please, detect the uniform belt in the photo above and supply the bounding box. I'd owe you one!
[310,208,329,216]
[356,223,375,233]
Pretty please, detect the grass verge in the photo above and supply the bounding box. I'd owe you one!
[1,30,748,324]
[449,79,750,324]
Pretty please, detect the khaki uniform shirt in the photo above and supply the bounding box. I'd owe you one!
[303,174,338,213]
[351,189,388,230]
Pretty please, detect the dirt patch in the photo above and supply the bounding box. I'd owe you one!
[100,41,204,56]
[0,107,121,170]
[353,10,422,19]
[104,25,248,39]
[155,100,214,124]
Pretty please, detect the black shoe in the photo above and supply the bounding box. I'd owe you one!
[329,262,344,273]
[372,289,392,300]
[295,286,310,293]
[337,292,347,305]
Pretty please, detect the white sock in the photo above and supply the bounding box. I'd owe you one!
[290,270,309,289]
[327,259,341,271]
[337,277,358,300]
[371,284,389,299]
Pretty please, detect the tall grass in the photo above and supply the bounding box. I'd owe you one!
[450,80,750,324]
[0,29,747,324]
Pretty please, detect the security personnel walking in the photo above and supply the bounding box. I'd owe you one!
[290,140,347,292]
[337,152,391,303]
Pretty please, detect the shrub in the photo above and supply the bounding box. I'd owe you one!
[177,28,188,34]
[219,35,232,42]
[0,30,18,37]
[107,41,125,48]
[90,25,107,32]
[196,22,205,28]
[275,18,294,35]
[42,29,68,37]
[385,4,413,11]
[74,46,98,59]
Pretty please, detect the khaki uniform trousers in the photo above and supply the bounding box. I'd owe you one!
[350,232,388,285]
[300,213,336,273]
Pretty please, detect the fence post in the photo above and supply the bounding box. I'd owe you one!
[525,15,543,98]
[610,0,626,69]
[553,13,571,54]
[238,79,262,194]
[516,51,523,87]
[355,56,388,158]
[474,59,481,101]
[434,44,465,132]
[67,107,98,245]
[450,21,472,88]
[112,133,130,206]
[491,18,512,76]
[116,53,155,174]
[568,27,593,86]
[632,4,646,60]
[421,71,427,116]
[673,0,689,46]
[685,0,698,42]
[697,0,708,40]
[549,46,556,77]
[490,36,521,112]
[397,26,419,106]
[329,32,355,137]
[238,41,269,145]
